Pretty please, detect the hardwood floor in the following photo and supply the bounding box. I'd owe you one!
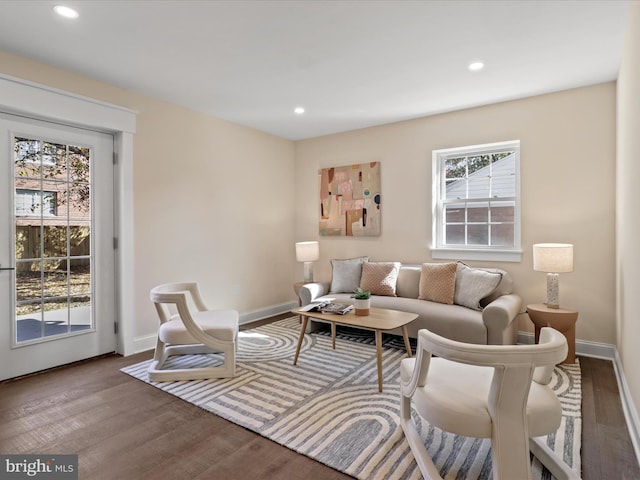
[1,322,638,479]
[580,356,640,480]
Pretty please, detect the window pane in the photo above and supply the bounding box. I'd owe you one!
[468,176,490,199]
[491,204,515,223]
[68,182,91,221]
[445,204,465,223]
[468,203,488,222]
[15,226,40,260]
[445,157,467,179]
[492,151,515,173]
[43,225,67,257]
[15,189,42,216]
[445,224,465,245]
[445,179,466,200]
[43,259,66,299]
[70,227,91,257]
[41,142,68,179]
[69,258,91,296]
[467,155,491,175]
[491,224,515,247]
[68,145,90,183]
[468,224,488,245]
[16,261,42,306]
[491,175,516,198]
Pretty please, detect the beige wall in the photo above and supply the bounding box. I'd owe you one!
[0,51,296,342]
[617,2,640,426]
[295,83,617,344]
[0,50,620,349]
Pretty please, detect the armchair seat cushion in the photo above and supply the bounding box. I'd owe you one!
[400,357,562,439]
[159,309,238,344]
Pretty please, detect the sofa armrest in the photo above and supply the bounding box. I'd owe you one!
[482,293,522,345]
[299,282,331,306]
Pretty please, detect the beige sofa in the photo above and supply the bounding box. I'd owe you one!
[298,261,521,345]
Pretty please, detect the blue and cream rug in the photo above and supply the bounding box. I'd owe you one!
[121,316,582,480]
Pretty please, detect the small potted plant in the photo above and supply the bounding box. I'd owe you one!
[351,288,371,316]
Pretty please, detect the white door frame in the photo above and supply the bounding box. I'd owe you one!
[0,73,137,356]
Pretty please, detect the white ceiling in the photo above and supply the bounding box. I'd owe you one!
[0,0,630,140]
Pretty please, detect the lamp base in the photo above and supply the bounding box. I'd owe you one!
[303,262,314,283]
[546,273,559,309]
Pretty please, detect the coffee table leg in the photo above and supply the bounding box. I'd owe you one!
[401,325,412,357]
[293,315,309,365]
[375,329,383,393]
[331,322,336,349]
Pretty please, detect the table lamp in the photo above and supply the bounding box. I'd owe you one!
[533,243,574,309]
[296,241,320,283]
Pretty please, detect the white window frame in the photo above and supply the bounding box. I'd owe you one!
[431,140,522,262]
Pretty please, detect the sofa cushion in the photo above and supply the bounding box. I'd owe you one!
[418,262,457,304]
[360,262,401,296]
[480,268,513,306]
[330,256,368,293]
[454,262,503,310]
[396,265,421,299]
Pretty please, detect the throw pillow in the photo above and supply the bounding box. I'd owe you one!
[329,256,369,293]
[454,262,503,310]
[360,262,401,296]
[418,262,457,304]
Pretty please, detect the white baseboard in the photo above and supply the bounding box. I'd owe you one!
[239,301,298,325]
[134,334,157,354]
[517,332,616,359]
[132,301,298,354]
[519,331,640,465]
[613,350,640,466]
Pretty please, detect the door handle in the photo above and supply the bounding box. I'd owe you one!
[0,265,15,271]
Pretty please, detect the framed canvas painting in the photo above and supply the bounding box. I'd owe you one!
[319,162,381,236]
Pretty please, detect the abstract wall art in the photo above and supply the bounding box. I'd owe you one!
[319,162,381,236]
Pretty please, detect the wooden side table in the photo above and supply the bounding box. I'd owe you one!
[526,303,578,364]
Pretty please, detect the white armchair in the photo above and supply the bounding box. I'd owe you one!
[148,282,238,382]
[400,327,580,480]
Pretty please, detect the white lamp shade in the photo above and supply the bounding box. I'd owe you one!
[533,243,574,273]
[295,241,320,262]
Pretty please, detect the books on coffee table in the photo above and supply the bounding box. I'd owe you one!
[299,301,354,315]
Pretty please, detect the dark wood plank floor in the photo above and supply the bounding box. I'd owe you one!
[1,321,638,479]
[579,356,640,480]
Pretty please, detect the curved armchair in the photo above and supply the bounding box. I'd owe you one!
[400,327,580,480]
[148,282,238,382]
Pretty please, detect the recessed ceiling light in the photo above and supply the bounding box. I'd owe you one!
[54,5,79,19]
[468,61,484,71]
[294,107,305,115]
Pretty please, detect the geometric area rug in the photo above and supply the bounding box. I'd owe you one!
[121,316,582,480]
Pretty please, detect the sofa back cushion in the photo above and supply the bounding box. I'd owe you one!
[479,267,513,306]
[396,265,421,299]
[395,263,513,306]
[360,261,401,296]
[330,256,369,293]
[418,262,458,304]
[454,262,503,310]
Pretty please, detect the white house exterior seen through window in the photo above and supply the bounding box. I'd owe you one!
[432,140,521,262]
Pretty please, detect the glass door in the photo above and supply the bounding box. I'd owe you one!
[0,113,116,380]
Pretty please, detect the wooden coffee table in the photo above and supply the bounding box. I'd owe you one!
[291,306,417,392]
